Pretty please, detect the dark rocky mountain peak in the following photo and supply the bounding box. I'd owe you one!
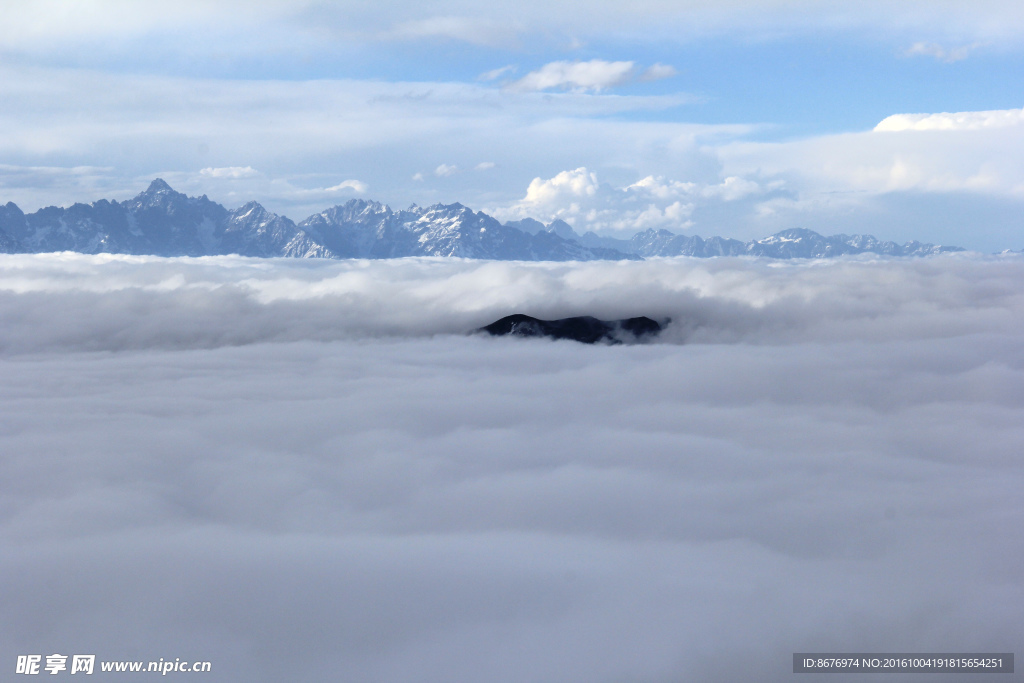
[479,314,667,344]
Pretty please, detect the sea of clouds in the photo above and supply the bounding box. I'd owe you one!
[1,253,1022,681]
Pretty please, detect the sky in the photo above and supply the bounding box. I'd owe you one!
[1,252,1023,681]
[1,0,1024,250]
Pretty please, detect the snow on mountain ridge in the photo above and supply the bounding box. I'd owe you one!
[0,180,965,260]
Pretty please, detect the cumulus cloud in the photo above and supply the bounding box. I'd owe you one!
[493,168,773,235]
[0,253,1022,682]
[713,106,1024,247]
[735,107,1024,202]
[522,167,600,204]
[474,161,496,171]
[435,163,459,177]
[874,106,1024,132]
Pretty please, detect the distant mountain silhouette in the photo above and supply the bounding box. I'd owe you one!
[0,180,964,260]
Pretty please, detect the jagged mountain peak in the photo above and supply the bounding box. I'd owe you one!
[232,200,270,216]
[421,202,469,214]
[765,227,820,240]
[339,198,388,215]
[545,219,579,240]
[0,181,966,260]
[127,178,194,212]
[306,199,391,228]
[228,200,280,227]
[145,178,174,194]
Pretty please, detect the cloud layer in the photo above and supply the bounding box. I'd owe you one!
[0,254,1022,681]
[5,0,1024,56]
[1,252,1022,352]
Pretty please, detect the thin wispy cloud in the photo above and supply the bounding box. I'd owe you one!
[508,59,676,92]
[384,15,519,47]
[905,41,981,63]
[199,166,259,179]
[477,65,517,81]
[639,62,678,81]
[290,179,368,195]
[434,163,459,177]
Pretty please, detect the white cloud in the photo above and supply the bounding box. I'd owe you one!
[522,167,600,204]
[738,121,1024,198]
[627,175,697,198]
[700,175,764,200]
[290,179,369,195]
[629,200,695,230]
[474,161,496,171]
[905,41,980,63]
[412,172,425,181]
[0,250,1020,350]
[0,254,1022,681]
[712,105,1024,245]
[0,63,706,218]
[324,179,368,193]
[506,58,677,93]
[1,62,1022,249]
[5,0,1024,59]
[639,62,678,81]
[510,59,637,92]
[494,168,772,235]
[384,15,518,47]
[199,165,259,179]
[435,163,459,177]
[874,106,1024,131]
[478,65,517,82]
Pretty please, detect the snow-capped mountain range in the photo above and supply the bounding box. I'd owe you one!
[0,179,964,260]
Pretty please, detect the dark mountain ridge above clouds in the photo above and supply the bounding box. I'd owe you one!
[0,179,965,261]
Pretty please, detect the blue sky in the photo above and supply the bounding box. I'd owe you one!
[1,0,1023,250]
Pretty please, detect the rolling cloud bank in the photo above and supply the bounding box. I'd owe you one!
[1,253,1022,681]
